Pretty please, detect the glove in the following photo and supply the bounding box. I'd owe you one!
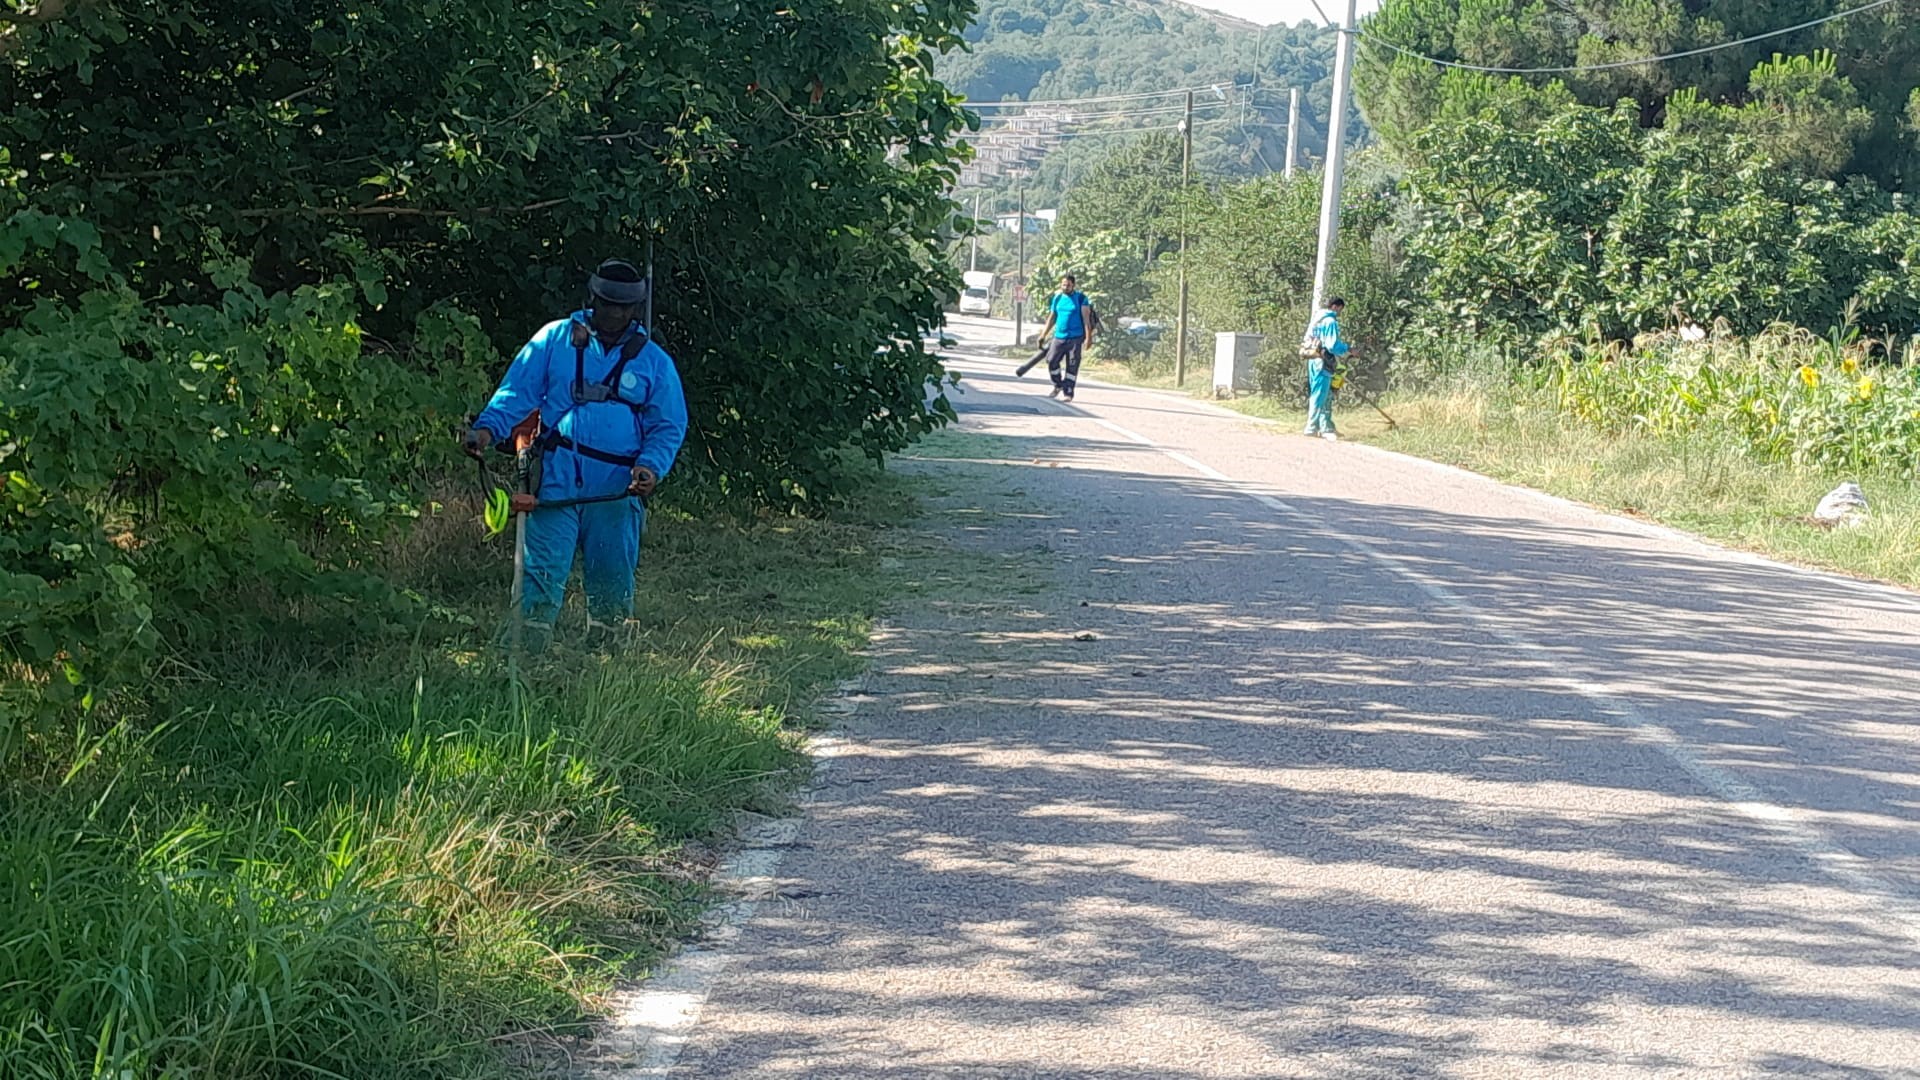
[463,427,493,459]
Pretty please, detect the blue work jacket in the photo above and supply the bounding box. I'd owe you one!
[475,313,689,503]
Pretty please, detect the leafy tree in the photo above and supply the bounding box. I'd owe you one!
[1051,132,1189,262]
[1402,101,1920,346]
[1667,51,1873,180]
[1358,0,1920,188]
[942,42,1062,99]
[1034,228,1151,316]
[2,1,974,720]
[1144,160,1405,393]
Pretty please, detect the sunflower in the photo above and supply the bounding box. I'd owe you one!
[1798,365,1820,388]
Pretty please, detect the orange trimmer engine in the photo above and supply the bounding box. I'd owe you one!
[508,411,543,513]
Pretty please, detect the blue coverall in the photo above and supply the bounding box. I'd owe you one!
[475,312,688,628]
[1305,308,1348,436]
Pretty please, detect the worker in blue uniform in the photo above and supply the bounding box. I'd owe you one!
[1304,297,1348,440]
[463,259,688,642]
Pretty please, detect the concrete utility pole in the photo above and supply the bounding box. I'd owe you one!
[1285,88,1300,180]
[1308,0,1358,322]
[970,191,981,273]
[1174,88,1194,387]
[1015,183,1026,347]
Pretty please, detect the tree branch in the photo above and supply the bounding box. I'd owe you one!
[0,0,76,26]
[234,198,568,219]
[0,0,86,54]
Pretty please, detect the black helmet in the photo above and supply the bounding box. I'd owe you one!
[588,258,648,307]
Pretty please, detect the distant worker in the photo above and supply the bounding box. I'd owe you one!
[1016,273,1100,402]
[462,259,688,646]
[1302,296,1348,440]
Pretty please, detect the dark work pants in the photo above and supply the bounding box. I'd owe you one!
[1045,335,1085,394]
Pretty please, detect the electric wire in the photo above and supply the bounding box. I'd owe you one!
[1360,0,1899,75]
[961,81,1236,108]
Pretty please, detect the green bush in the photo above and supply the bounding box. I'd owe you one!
[2,0,974,728]
[1404,101,1920,347]
[1548,326,1920,476]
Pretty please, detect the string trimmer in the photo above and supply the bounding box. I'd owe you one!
[476,412,640,655]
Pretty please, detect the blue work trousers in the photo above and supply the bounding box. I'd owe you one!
[1306,357,1337,434]
[521,497,645,626]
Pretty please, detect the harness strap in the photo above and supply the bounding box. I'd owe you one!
[541,430,641,468]
[540,321,650,479]
[570,320,650,406]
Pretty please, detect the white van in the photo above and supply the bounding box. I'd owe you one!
[959,270,993,315]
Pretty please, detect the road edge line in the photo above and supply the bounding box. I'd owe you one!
[582,676,868,1077]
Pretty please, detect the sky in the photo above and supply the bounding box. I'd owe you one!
[1182,0,1378,26]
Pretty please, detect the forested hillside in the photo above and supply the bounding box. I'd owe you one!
[941,0,1362,201]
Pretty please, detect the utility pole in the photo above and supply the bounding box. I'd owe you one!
[1174,88,1194,388]
[970,190,981,273]
[1285,88,1300,180]
[1308,0,1358,321]
[1015,183,1026,347]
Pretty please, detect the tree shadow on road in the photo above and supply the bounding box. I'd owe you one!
[661,422,1920,1080]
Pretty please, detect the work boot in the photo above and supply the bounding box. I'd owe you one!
[1049,385,1062,399]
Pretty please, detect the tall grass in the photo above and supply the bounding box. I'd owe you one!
[1546,324,1920,477]
[1367,387,1920,588]
[0,484,908,1078]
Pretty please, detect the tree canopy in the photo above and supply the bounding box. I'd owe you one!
[1357,0,1920,188]
[3,0,974,722]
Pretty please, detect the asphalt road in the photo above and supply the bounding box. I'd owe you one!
[649,315,1920,1078]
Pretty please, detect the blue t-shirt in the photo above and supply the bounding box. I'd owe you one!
[1050,290,1090,338]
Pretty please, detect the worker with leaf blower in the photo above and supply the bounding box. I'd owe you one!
[462,258,688,646]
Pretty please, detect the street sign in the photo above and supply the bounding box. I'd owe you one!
[1013,284,1027,304]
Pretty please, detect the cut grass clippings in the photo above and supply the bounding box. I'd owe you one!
[0,471,919,1079]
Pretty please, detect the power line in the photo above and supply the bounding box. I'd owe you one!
[973,98,1238,129]
[969,116,1239,144]
[961,82,1237,108]
[1361,0,1899,75]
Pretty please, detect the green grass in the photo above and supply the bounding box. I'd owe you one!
[0,473,919,1078]
[1075,358,1920,589]
[1363,390,1920,589]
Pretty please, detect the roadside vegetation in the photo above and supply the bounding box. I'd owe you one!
[0,481,915,1077]
[1025,1,1920,589]
[3,2,970,1075]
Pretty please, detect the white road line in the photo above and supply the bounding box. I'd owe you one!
[950,349,1920,610]
[1084,412,1920,939]
[585,720,860,1077]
